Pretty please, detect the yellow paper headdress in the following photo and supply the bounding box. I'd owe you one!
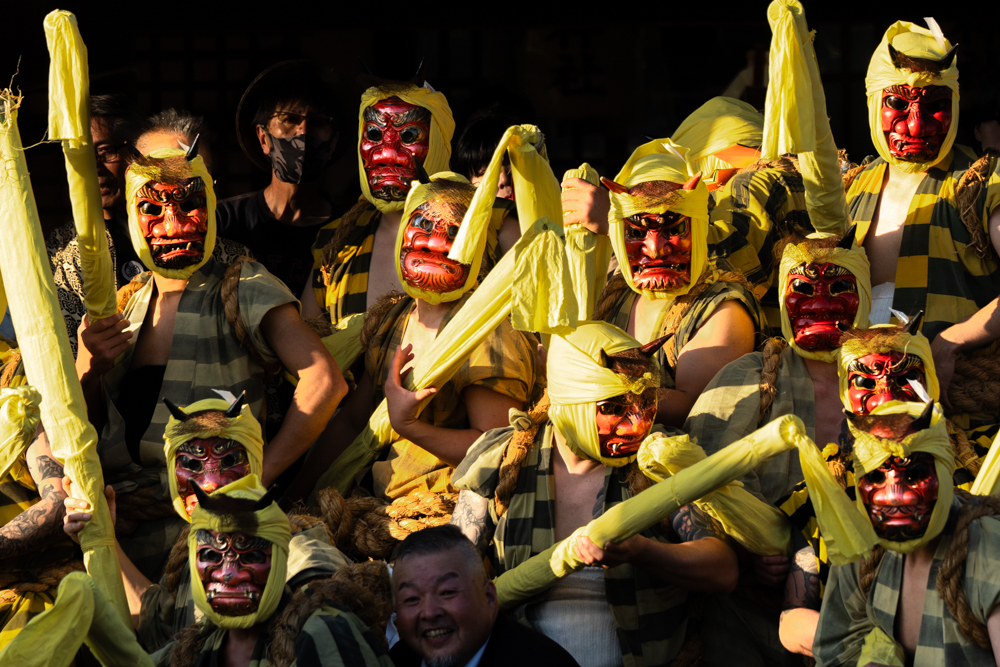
[547,321,661,467]
[357,84,454,213]
[605,139,710,301]
[837,318,939,412]
[125,148,217,280]
[164,397,264,521]
[671,97,763,189]
[188,475,291,630]
[866,20,959,173]
[778,231,872,362]
[847,400,954,553]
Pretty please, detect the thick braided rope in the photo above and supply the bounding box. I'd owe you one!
[221,256,280,376]
[947,419,983,478]
[936,490,1000,649]
[0,558,85,603]
[386,491,458,541]
[318,200,377,288]
[948,355,1000,416]
[858,545,886,599]
[592,272,631,324]
[955,149,1000,260]
[757,337,789,426]
[495,398,550,517]
[116,275,147,314]
[315,487,396,560]
[164,525,191,597]
[360,291,407,351]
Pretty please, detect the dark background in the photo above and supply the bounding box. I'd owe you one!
[4,1,996,233]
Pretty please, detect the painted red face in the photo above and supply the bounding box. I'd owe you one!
[196,529,272,616]
[846,351,926,416]
[360,97,431,202]
[595,390,656,458]
[880,84,952,163]
[399,205,471,293]
[784,263,860,351]
[857,453,938,542]
[136,178,208,270]
[624,211,692,291]
[175,438,251,517]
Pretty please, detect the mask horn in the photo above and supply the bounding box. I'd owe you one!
[190,480,210,507]
[682,172,702,191]
[185,133,201,160]
[837,224,858,250]
[599,349,612,369]
[600,177,629,195]
[414,156,431,185]
[937,43,958,70]
[836,320,851,332]
[254,484,281,511]
[639,333,674,358]
[358,57,376,78]
[126,143,143,162]
[912,400,935,431]
[225,391,246,419]
[412,58,426,86]
[903,310,924,335]
[164,398,191,422]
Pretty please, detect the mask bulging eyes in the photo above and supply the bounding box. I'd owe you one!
[241,550,268,564]
[885,95,908,111]
[180,196,206,213]
[221,450,247,468]
[791,279,814,295]
[830,280,856,295]
[410,215,434,232]
[179,455,203,472]
[446,225,460,240]
[400,127,423,144]
[198,548,223,564]
[903,463,932,484]
[365,126,383,142]
[624,225,645,241]
[597,401,628,417]
[904,369,922,382]
[852,376,877,390]
[139,202,162,216]
[866,470,886,485]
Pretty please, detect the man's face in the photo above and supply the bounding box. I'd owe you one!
[399,204,471,293]
[595,390,657,458]
[784,262,860,351]
[394,550,497,667]
[857,453,938,542]
[136,178,208,270]
[175,438,251,517]
[360,97,431,202]
[846,351,926,416]
[92,117,128,218]
[195,529,272,616]
[624,210,692,291]
[880,84,952,163]
[263,101,335,143]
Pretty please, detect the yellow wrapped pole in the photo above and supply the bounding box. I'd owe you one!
[44,11,117,321]
[0,92,129,625]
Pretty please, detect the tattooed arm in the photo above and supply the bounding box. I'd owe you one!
[779,532,822,656]
[574,503,738,592]
[0,433,70,562]
[451,490,494,557]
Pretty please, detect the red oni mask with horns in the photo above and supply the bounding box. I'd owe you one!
[195,529,272,616]
[136,178,209,270]
[594,335,668,459]
[601,174,702,293]
[881,84,952,163]
[858,452,938,542]
[398,180,474,294]
[847,351,926,415]
[176,439,251,517]
[360,97,431,203]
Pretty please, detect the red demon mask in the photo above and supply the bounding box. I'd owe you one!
[360,97,431,203]
[595,390,657,459]
[175,438,251,518]
[399,204,471,293]
[846,351,926,416]
[785,262,860,351]
[195,529,272,616]
[880,84,952,163]
[136,178,208,270]
[857,452,938,542]
[624,211,693,292]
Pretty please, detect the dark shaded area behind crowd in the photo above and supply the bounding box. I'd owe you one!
[3,1,994,235]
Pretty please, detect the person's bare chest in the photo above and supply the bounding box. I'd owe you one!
[553,460,606,541]
[367,216,404,309]
[865,169,927,286]
[131,292,181,367]
[895,553,935,661]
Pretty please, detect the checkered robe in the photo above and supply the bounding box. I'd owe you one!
[150,597,393,667]
[99,256,296,579]
[814,497,1000,667]
[453,421,702,667]
[364,294,537,500]
[310,198,516,322]
[707,167,812,333]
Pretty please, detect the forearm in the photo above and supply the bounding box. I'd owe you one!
[262,366,344,486]
[451,490,493,556]
[0,494,68,560]
[76,367,108,432]
[115,539,152,628]
[630,536,738,592]
[779,608,819,656]
[933,297,1000,353]
[395,420,483,467]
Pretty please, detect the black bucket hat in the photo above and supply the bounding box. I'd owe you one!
[235,60,345,172]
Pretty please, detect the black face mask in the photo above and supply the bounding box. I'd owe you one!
[265,132,333,184]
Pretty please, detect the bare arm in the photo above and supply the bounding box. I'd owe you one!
[0,433,70,562]
[299,270,323,321]
[451,489,493,557]
[987,606,1000,665]
[659,300,756,427]
[259,303,348,486]
[75,313,132,432]
[574,503,739,593]
[385,345,522,467]
[932,209,1000,403]
[779,535,822,656]
[497,214,521,258]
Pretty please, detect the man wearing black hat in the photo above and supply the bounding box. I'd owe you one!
[217,61,343,298]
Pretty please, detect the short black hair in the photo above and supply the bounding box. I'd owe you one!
[142,108,207,142]
[396,525,484,578]
[90,93,141,144]
[251,72,341,129]
[452,106,524,180]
